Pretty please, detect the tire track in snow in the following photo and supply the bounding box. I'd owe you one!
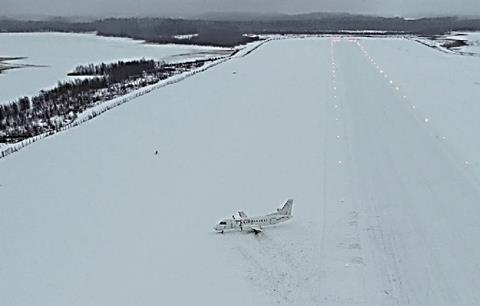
[234,232,323,305]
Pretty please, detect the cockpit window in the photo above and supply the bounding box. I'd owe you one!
[219,221,226,225]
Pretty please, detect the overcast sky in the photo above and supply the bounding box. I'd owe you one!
[3,0,480,18]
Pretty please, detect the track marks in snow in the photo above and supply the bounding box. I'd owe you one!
[331,40,365,271]
[333,38,414,305]
[316,39,371,305]
[234,232,324,306]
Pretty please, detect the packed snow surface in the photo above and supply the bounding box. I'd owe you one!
[2,37,480,305]
[0,32,230,104]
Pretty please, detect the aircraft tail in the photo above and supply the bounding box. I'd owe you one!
[277,199,293,216]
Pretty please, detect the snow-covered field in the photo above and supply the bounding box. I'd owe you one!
[2,36,480,305]
[0,32,231,104]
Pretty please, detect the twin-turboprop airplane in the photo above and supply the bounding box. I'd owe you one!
[214,199,293,234]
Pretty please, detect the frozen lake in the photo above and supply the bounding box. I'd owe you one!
[0,32,230,104]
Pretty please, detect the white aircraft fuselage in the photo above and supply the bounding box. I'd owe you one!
[214,199,293,234]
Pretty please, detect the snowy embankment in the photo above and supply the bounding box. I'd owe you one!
[2,37,480,306]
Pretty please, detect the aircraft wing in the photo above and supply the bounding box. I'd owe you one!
[246,225,263,234]
[238,211,248,218]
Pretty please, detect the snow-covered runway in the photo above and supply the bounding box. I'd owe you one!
[2,37,480,305]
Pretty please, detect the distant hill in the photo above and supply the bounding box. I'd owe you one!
[1,14,480,47]
[193,11,289,21]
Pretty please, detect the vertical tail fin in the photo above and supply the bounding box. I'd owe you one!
[277,199,293,215]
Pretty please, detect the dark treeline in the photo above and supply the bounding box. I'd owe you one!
[0,58,210,142]
[2,15,480,47]
[68,58,161,82]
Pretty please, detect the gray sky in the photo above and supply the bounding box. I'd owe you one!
[2,0,480,18]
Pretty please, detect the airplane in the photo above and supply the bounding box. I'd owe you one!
[214,199,293,234]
